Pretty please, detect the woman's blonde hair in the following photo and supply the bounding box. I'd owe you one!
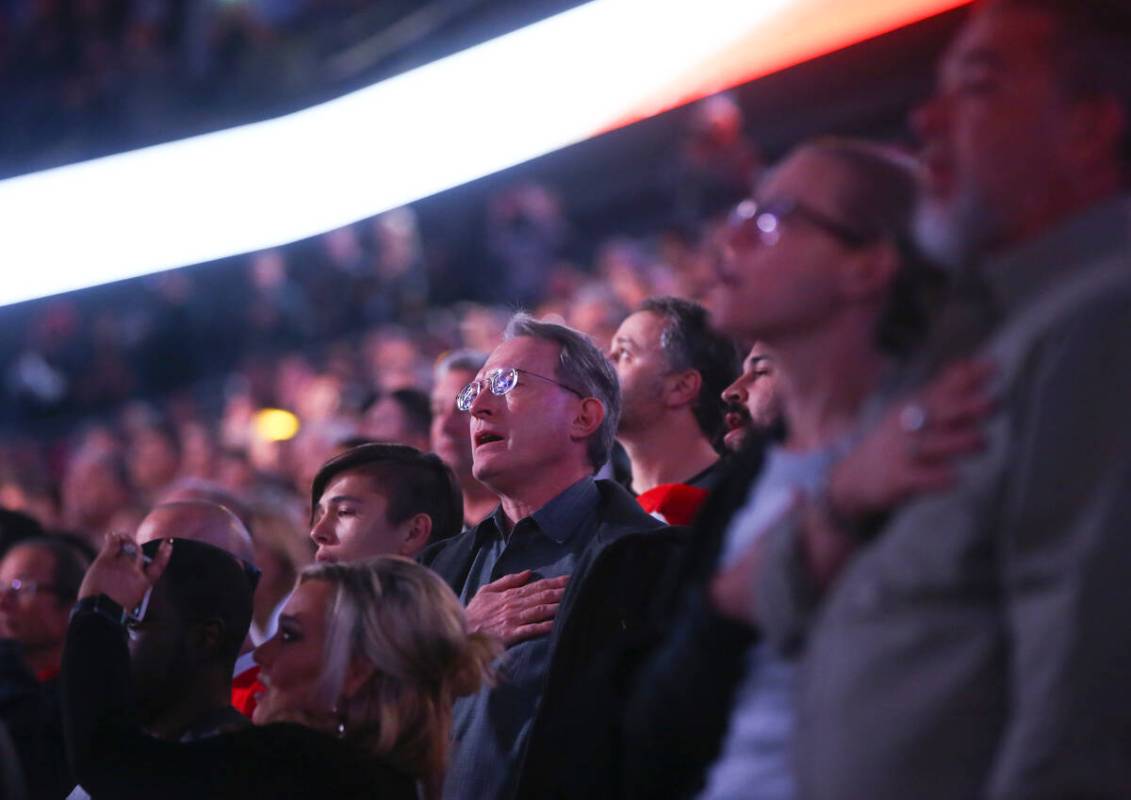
[300,556,499,799]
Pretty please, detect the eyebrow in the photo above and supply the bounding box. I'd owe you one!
[612,335,636,349]
[278,614,302,627]
[323,494,366,506]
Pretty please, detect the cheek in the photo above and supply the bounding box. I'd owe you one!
[37,603,69,636]
[442,413,469,438]
[267,646,326,707]
[332,519,363,553]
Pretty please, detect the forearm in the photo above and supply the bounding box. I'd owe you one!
[61,598,139,790]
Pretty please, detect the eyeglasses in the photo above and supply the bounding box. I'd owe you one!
[727,198,874,250]
[457,367,584,412]
[0,578,64,600]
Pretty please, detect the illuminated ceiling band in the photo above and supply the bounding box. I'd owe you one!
[0,0,969,307]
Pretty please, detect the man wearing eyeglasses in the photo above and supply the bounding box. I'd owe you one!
[1,537,89,799]
[421,312,687,800]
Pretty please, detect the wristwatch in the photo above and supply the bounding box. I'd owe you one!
[71,594,127,627]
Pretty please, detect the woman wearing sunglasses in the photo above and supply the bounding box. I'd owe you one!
[62,534,498,800]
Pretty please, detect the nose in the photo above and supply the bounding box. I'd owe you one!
[468,382,496,418]
[722,375,749,405]
[253,637,275,668]
[309,513,336,547]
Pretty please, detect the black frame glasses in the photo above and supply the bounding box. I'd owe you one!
[456,367,584,412]
[727,198,874,250]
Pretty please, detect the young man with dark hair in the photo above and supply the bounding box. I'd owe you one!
[609,296,740,523]
[310,442,463,562]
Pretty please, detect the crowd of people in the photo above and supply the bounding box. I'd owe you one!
[0,0,456,177]
[3,0,1131,798]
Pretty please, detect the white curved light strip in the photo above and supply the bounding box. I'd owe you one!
[0,0,967,307]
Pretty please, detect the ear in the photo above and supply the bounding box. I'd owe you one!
[840,240,900,303]
[189,618,225,660]
[397,513,433,558]
[341,655,378,702]
[663,369,702,410]
[1066,95,1126,173]
[569,397,606,444]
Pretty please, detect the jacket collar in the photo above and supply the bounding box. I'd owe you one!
[979,194,1131,315]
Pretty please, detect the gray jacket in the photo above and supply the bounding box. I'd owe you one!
[764,197,1131,800]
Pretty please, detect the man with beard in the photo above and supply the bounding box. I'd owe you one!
[749,2,1131,797]
[720,343,782,452]
[609,297,740,524]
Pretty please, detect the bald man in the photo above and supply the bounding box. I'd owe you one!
[66,502,260,800]
[126,502,258,741]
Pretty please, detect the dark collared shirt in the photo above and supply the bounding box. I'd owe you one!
[444,477,601,800]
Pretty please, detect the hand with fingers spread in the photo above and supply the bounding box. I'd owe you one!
[78,531,173,610]
[827,358,996,522]
[465,570,569,647]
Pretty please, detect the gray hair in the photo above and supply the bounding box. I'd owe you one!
[434,349,488,379]
[504,313,621,471]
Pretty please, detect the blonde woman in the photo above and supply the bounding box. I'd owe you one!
[64,536,497,800]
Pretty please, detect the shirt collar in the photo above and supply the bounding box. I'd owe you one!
[476,477,600,546]
[979,194,1131,314]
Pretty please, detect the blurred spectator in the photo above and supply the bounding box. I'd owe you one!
[367,208,429,324]
[126,416,182,502]
[0,536,89,800]
[360,387,432,452]
[0,509,44,559]
[246,499,311,646]
[60,449,132,547]
[757,4,1131,799]
[245,250,315,352]
[429,350,497,527]
[486,183,570,306]
[625,138,933,800]
[566,285,627,355]
[667,93,762,226]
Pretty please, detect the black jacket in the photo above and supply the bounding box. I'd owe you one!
[619,440,767,799]
[61,607,417,800]
[0,640,69,799]
[420,479,691,800]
